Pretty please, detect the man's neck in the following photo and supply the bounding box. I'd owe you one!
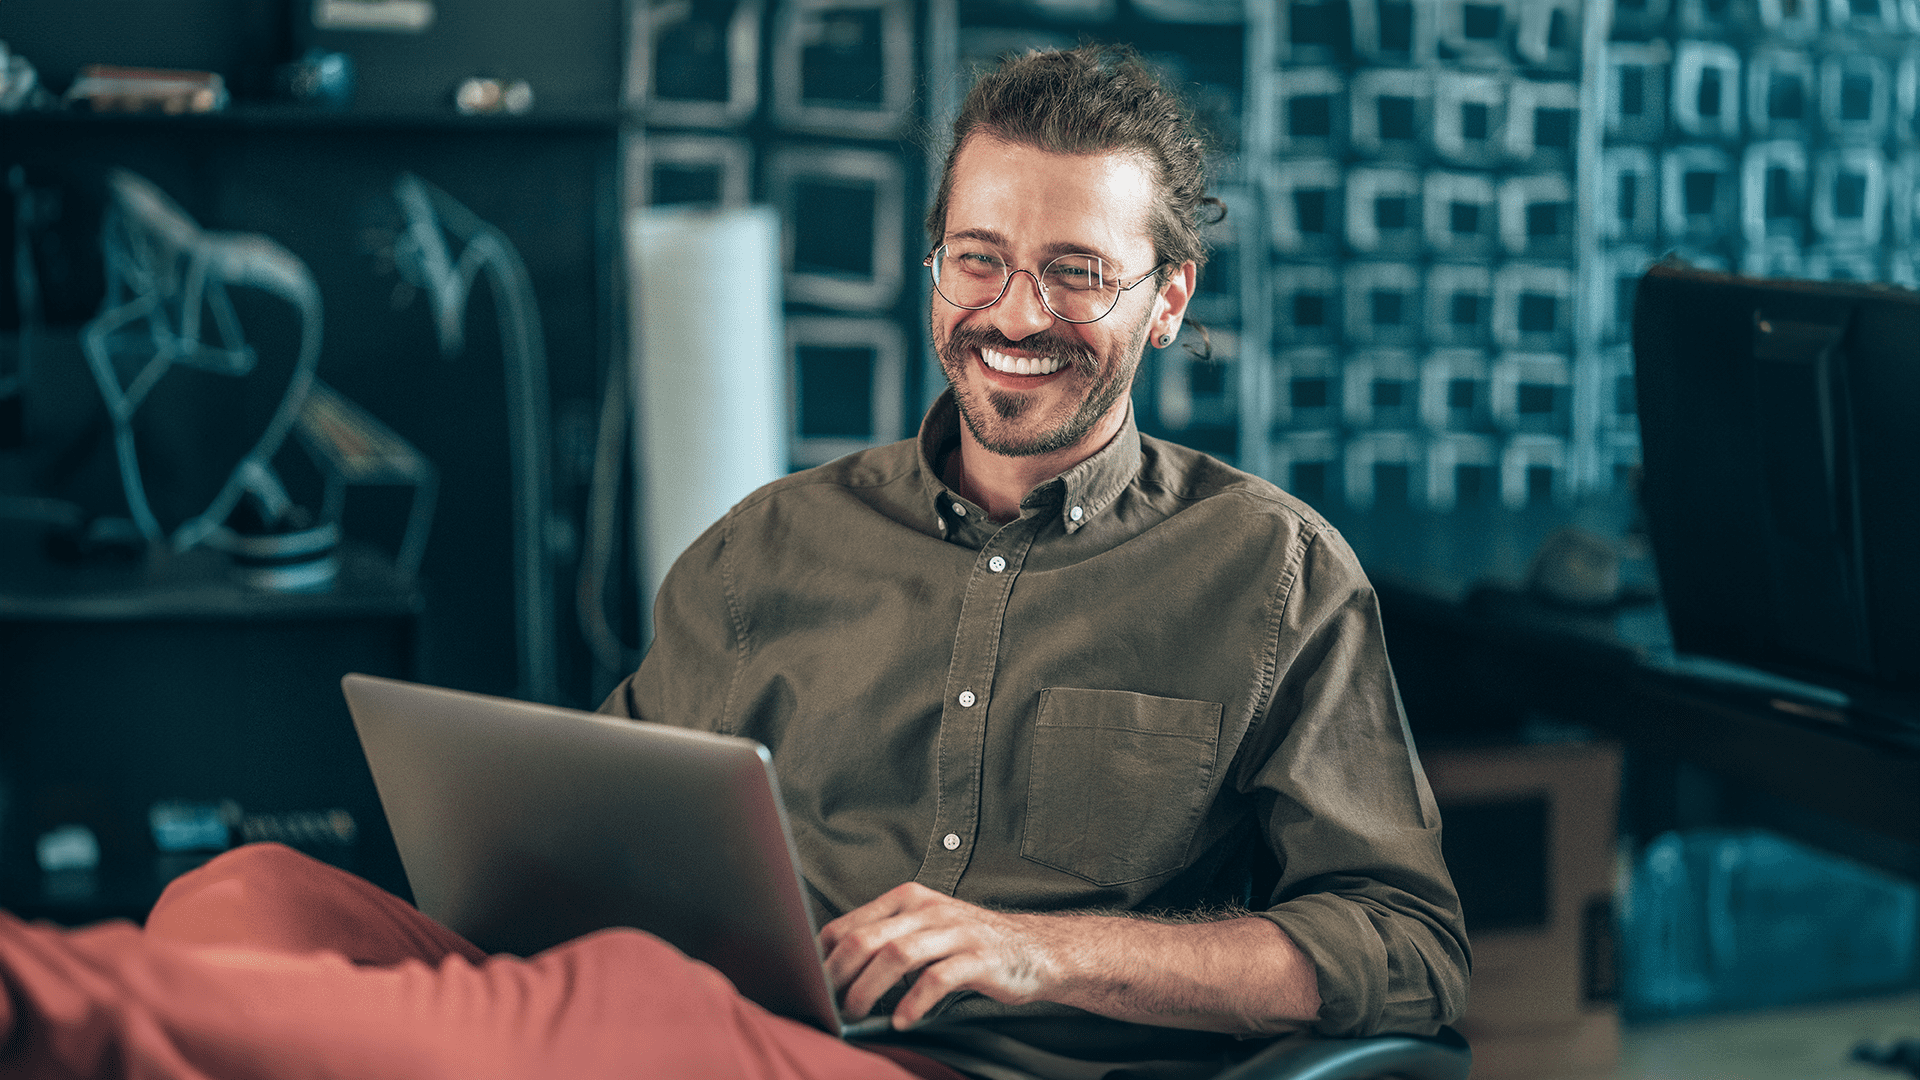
[943,406,1128,524]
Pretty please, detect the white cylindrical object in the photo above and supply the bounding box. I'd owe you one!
[629,207,786,639]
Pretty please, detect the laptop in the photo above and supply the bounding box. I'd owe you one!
[340,672,895,1039]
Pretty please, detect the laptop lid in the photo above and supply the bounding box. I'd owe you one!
[340,673,887,1038]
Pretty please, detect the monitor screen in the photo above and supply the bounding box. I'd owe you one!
[1632,262,1920,723]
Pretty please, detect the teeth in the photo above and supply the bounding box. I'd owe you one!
[981,349,1064,376]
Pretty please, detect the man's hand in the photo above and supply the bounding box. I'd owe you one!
[817,882,1323,1034]
[818,882,1065,1029]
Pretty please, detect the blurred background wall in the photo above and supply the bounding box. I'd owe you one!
[13,0,1920,713]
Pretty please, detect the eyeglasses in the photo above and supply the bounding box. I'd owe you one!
[925,243,1167,325]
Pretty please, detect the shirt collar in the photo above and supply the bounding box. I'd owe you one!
[915,389,1142,536]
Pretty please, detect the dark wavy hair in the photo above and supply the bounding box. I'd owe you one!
[926,43,1224,283]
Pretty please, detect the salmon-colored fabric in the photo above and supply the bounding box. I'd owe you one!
[0,843,967,1080]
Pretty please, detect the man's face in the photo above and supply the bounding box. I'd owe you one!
[931,138,1188,458]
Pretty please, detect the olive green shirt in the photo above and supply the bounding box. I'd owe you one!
[600,394,1468,1059]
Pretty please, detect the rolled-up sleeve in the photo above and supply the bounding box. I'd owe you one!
[1248,527,1470,1037]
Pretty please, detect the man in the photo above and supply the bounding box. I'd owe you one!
[599,42,1466,1075]
[0,45,1463,1080]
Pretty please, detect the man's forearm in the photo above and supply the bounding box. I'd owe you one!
[819,883,1321,1033]
[1019,912,1321,1036]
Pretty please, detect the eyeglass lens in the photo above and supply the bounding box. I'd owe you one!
[930,244,1124,323]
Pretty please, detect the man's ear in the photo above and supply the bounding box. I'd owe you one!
[1152,261,1198,344]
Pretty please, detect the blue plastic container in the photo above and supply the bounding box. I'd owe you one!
[1621,828,1919,1019]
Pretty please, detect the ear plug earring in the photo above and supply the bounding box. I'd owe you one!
[1157,334,1173,348]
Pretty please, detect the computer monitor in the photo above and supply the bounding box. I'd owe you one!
[1632,261,1920,730]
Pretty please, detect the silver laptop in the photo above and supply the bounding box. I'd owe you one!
[340,672,893,1039]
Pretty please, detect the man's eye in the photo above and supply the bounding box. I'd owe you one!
[1047,263,1101,289]
[955,251,1004,274]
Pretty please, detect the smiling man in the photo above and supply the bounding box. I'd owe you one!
[601,42,1469,1077]
[928,138,1182,510]
[0,44,1465,1080]
[936,140,1172,432]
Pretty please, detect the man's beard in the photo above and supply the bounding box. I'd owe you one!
[936,309,1151,458]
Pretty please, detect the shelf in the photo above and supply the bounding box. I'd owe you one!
[0,104,626,134]
[0,530,422,623]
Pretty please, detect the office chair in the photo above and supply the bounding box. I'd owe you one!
[1212,1025,1471,1080]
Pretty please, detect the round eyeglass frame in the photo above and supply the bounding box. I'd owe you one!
[924,245,1169,325]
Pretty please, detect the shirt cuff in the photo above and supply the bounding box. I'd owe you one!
[1257,895,1390,1038]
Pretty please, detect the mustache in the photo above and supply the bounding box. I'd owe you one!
[943,325,1094,370]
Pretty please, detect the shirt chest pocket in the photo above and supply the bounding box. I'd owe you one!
[1021,688,1223,887]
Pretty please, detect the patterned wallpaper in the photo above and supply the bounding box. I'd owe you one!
[632,0,1920,511]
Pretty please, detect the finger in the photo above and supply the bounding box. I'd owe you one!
[819,901,896,955]
[838,925,942,1018]
[817,915,852,954]
[819,882,934,951]
[890,955,988,1029]
[838,922,970,1019]
[823,911,922,994]
[822,883,959,981]
[891,918,1050,1024]
[840,961,905,1021]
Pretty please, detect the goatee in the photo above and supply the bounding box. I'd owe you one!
[936,318,1146,458]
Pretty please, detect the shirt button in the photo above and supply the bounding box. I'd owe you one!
[1069,505,1084,522]
[958,690,976,707]
[952,502,967,517]
[988,555,1007,573]
[943,833,961,851]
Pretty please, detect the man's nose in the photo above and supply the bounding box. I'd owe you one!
[988,269,1057,340]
